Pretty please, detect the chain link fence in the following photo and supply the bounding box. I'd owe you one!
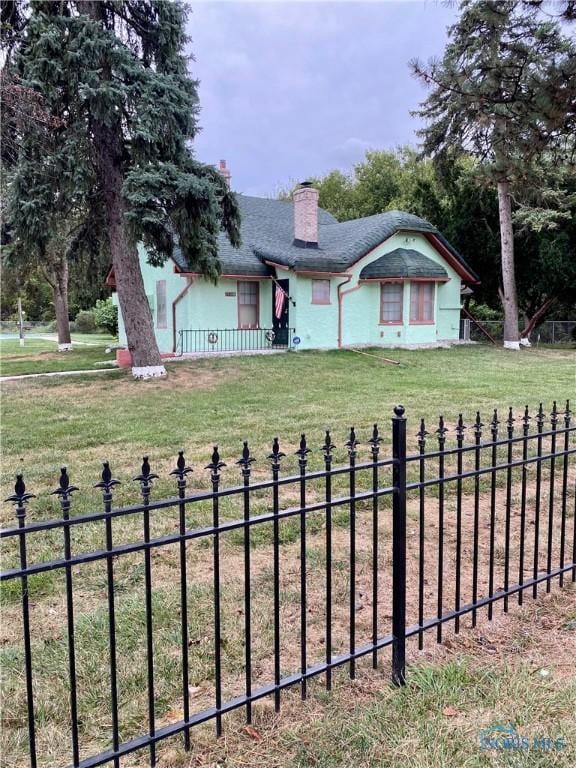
[462,319,576,345]
[0,320,55,335]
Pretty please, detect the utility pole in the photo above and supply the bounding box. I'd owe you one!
[17,297,25,347]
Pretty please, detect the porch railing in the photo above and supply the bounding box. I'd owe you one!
[177,328,294,354]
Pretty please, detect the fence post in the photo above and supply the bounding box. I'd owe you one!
[392,404,407,686]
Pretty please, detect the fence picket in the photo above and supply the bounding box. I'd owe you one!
[2,403,575,768]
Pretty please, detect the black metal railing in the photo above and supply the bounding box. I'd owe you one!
[178,328,295,354]
[1,402,574,768]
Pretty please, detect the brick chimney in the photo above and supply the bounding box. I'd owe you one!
[218,159,231,189]
[293,181,319,248]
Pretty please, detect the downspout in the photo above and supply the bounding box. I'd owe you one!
[337,276,353,348]
[172,276,194,353]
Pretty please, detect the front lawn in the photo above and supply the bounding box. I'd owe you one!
[0,336,117,377]
[1,345,573,493]
[1,345,574,768]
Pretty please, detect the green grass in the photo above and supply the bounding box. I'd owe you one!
[1,345,574,494]
[0,336,117,376]
[277,659,576,768]
[0,345,574,768]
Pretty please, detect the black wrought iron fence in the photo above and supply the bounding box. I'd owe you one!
[178,327,295,354]
[1,402,574,768]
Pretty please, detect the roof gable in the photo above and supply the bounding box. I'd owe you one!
[359,248,448,280]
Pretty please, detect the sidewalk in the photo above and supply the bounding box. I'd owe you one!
[1,367,118,382]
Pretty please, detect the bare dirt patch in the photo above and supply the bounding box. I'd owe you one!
[1,424,574,768]
[1,362,223,394]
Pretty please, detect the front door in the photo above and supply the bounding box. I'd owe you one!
[272,279,290,346]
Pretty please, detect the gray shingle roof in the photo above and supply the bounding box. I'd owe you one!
[359,248,448,280]
[172,195,478,281]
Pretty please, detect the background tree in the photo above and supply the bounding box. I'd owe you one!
[298,145,574,329]
[5,1,241,378]
[0,261,54,322]
[512,160,576,336]
[292,148,501,306]
[411,0,576,349]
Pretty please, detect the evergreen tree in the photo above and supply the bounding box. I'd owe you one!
[4,1,240,377]
[411,0,576,349]
[301,146,573,327]
[512,159,576,336]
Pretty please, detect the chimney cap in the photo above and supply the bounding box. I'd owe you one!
[299,180,313,188]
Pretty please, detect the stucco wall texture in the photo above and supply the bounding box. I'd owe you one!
[115,232,462,354]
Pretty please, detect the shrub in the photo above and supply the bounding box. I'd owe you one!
[93,298,118,336]
[74,309,97,333]
[469,303,503,322]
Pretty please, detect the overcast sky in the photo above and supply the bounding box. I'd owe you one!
[187,1,458,196]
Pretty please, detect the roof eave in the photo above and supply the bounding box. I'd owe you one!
[359,276,450,283]
[178,271,271,280]
[424,232,480,284]
[293,269,352,277]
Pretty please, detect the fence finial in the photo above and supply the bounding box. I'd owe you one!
[490,409,499,438]
[268,437,285,469]
[5,473,35,516]
[393,404,405,418]
[522,405,531,431]
[236,440,255,471]
[170,451,193,483]
[345,426,359,454]
[133,456,159,486]
[436,415,448,444]
[550,401,558,426]
[94,461,121,494]
[417,418,428,447]
[506,407,515,433]
[133,457,159,507]
[536,402,545,428]
[296,433,311,462]
[50,467,79,501]
[206,446,226,473]
[455,414,466,441]
[564,400,572,425]
[322,430,335,457]
[369,423,382,453]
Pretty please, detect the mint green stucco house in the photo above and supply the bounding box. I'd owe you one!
[112,181,478,358]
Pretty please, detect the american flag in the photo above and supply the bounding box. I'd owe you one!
[274,284,287,320]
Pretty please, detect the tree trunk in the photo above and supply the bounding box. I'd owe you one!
[521,295,558,342]
[84,1,165,379]
[497,180,520,350]
[53,257,72,351]
[94,126,165,377]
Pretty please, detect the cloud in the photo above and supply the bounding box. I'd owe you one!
[328,137,373,167]
[188,1,458,195]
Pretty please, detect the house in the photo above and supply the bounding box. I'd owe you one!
[110,164,478,363]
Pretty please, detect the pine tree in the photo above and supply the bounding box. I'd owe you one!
[411,0,576,349]
[4,1,240,377]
